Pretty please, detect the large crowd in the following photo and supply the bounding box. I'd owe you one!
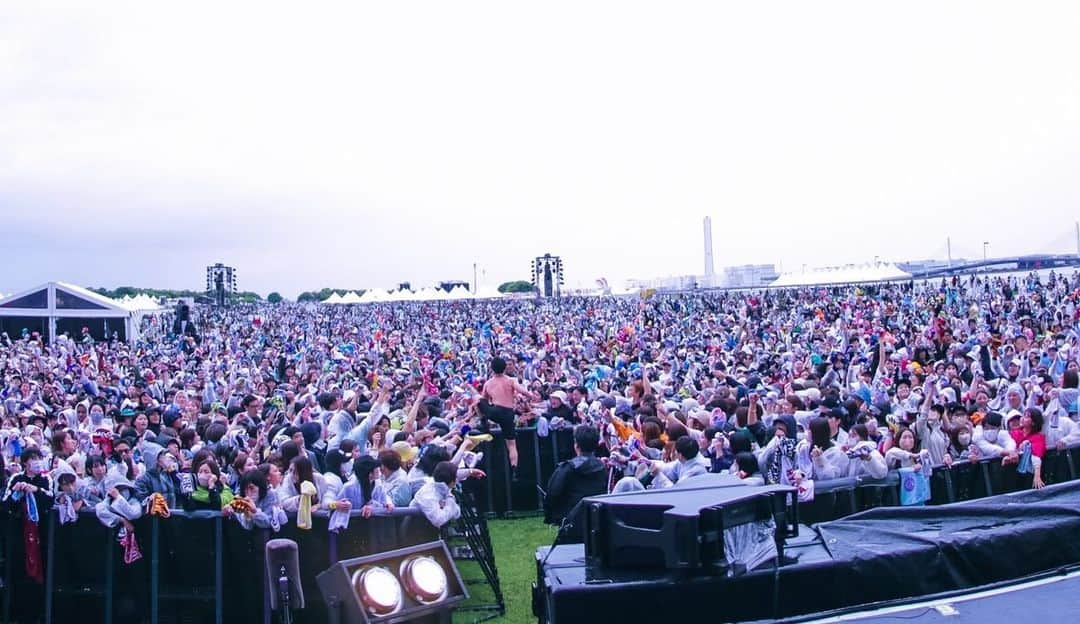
[2,269,1080,614]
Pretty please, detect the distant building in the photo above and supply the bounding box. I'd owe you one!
[721,264,778,288]
[627,275,703,290]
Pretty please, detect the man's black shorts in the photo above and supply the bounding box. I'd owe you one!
[480,403,518,441]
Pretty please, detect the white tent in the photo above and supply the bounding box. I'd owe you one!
[0,282,137,342]
[446,286,471,300]
[411,288,437,301]
[384,289,413,302]
[359,288,391,303]
[473,285,503,299]
[340,291,363,304]
[324,292,344,304]
[122,293,163,311]
[770,262,912,288]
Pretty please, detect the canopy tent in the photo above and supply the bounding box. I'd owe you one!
[473,285,504,299]
[385,289,414,302]
[0,282,137,342]
[446,286,472,300]
[119,294,164,312]
[324,292,344,304]
[358,288,390,303]
[339,291,363,304]
[770,262,912,288]
[413,288,441,301]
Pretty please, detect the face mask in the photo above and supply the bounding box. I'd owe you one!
[28,460,45,474]
[958,433,971,445]
[983,429,999,442]
[341,460,354,477]
[90,411,104,425]
[162,456,178,472]
[197,473,210,487]
[796,432,807,442]
[927,417,940,428]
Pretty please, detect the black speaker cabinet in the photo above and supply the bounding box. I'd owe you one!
[582,483,796,570]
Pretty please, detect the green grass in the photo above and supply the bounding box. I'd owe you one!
[454,516,557,624]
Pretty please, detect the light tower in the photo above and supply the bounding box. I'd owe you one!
[703,216,715,287]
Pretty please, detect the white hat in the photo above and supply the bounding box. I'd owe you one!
[550,390,567,403]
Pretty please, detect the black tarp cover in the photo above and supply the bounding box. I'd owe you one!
[812,480,1080,607]
[537,481,1080,623]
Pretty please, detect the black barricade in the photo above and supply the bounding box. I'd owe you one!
[469,426,577,517]
[18,444,1080,621]
[798,477,858,525]
[468,434,1080,520]
[793,443,1080,524]
[35,508,437,624]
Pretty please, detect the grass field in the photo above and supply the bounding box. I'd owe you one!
[453,516,557,624]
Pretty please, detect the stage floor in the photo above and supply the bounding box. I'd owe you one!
[805,569,1080,623]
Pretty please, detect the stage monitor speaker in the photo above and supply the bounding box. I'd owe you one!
[582,483,796,570]
[316,540,467,624]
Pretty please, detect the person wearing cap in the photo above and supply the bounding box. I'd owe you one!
[825,407,849,447]
[973,412,1018,459]
[543,390,576,428]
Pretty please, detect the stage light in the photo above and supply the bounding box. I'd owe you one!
[400,555,448,604]
[317,540,467,623]
[352,566,403,617]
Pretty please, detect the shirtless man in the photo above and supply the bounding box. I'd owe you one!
[481,356,538,479]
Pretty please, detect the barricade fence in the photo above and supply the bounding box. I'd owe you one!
[5,437,1075,622]
[2,507,438,624]
[469,427,1080,525]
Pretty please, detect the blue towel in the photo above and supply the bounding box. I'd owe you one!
[899,468,930,506]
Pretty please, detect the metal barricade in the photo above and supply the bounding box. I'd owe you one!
[469,426,578,517]
[38,508,438,624]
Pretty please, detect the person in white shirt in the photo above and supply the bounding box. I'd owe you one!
[807,417,849,480]
[843,424,887,479]
[410,461,460,528]
[885,427,924,470]
[973,412,1017,459]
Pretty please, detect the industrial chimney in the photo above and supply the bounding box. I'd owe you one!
[703,216,715,286]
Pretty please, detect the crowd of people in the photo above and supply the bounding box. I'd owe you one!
[1,269,1079,614]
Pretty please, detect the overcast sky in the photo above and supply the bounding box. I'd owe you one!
[2,2,1079,298]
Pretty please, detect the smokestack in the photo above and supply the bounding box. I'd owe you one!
[703,216,715,286]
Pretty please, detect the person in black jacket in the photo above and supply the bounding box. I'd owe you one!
[3,447,54,621]
[543,426,606,530]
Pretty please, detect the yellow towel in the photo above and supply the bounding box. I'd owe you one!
[297,481,318,530]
